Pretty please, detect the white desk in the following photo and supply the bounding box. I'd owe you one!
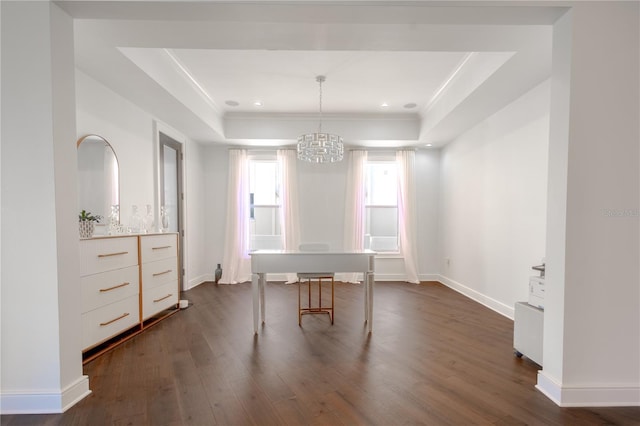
[249,250,376,334]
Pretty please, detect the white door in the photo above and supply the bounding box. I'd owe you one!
[159,132,184,288]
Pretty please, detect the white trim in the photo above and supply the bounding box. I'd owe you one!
[437,274,514,319]
[373,251,403,259]
[418,274,441,282]
[371,273,440,282]
[164,48,222,113]
[61,376,91,413]
[225,112,419,121]
[186,274,214,290]
[154,120,188,291]
[423,52,475,113]
[536,371,640,407]
[0,376,90,415]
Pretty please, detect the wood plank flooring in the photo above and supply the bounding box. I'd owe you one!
[3,281,639,425]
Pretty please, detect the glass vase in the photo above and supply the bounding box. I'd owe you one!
[130,205,142,233]
[161,206,170,232]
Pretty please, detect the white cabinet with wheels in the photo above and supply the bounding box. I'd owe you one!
[513,301,544,366]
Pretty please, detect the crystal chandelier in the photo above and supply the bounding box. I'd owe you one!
[297,75,344,163]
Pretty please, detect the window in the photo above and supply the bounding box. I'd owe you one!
[249,159,282,250]
[365,161,399,252]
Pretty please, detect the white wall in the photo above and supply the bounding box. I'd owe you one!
[306,148,439,281]
[1,1,89,413]
[438,80,550,318]
[76,70,155,225]
[183,138,210,289]
[297,159,350,250]
[76,71,213,290]
[539,2,639,406]
[203,147,441,282]
[203,146,230,281]
[416,149,441,278]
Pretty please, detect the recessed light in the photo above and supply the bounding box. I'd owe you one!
[225,100,239,107]
[254,101,263,107]
[425,143,433,147]
[404,103,417,109]
[381,102,389,108]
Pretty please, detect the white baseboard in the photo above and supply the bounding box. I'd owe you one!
[437,274,514,319]
[369,273,440,282]
[418,274,441,282]
[537,371,640,407]
[1,375,91,414]
[185,274,214,290]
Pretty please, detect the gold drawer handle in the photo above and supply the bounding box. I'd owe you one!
[152,245,171,250]
[153,269,172,277]
[153,294,173,303]
[99,282,130,292]
[99,312,130,326]
[98,251,128,258]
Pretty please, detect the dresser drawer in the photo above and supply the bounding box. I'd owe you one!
[81,265,140,313]
[80,237,139,276]
[140,234,178,263]
[141,257,178,290]
[82,294,140,350]
[142,281,178,320]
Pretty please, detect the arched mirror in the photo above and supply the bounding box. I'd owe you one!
[77,135,119,233]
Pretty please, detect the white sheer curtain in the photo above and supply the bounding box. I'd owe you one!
[397,150,420,284]
[342,150,368,283]
[277,149,300,284]
[219,149,252,284]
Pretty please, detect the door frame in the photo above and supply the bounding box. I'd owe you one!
[154,121,186,291]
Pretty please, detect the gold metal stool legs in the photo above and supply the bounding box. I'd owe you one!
[298,276,334,325]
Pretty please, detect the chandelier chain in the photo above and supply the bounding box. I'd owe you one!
[318,76,323,133]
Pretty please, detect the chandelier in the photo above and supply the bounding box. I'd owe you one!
[297,75,344,163]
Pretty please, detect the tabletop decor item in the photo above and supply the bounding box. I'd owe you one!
[215,263,222,283]
[79,209,102,239]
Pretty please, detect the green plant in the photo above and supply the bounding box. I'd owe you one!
[79,210,102,223]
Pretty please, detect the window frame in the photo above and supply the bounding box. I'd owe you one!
[248,153,282,251]
[364,157,401,256]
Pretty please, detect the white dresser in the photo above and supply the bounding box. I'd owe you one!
[80,233,179,361]
[140,234,179,320]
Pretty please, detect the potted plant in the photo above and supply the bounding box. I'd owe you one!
[79,210,102,239]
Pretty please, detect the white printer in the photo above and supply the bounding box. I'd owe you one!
[528,263,545,310]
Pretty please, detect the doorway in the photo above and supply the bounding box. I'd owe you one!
[159,132,184,289]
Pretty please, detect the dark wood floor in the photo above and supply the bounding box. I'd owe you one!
[3,281,639,425]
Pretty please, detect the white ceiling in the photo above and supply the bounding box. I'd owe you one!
[162,49,469,114]
[59,1,566,148]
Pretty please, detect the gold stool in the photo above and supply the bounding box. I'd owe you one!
[297,273,334,325]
